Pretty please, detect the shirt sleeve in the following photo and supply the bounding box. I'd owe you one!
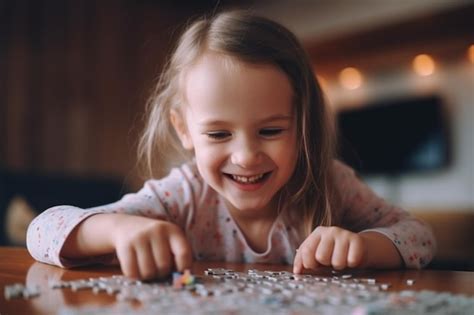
[334,160,436,269]
[26,163,200,268]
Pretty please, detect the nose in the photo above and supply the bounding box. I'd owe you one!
[230,137,263,168]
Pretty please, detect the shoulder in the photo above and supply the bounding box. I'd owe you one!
[329,159,365,206]
[331,159,357,181]
[167,160,201,182]
[145,161,203,187]
[141,160,206,198]
[145,160,201,184]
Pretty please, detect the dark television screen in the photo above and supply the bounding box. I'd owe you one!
[337,95,451,176]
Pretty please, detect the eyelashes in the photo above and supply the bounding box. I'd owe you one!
[259,128,284,137]
[204,128,285,140]
[205,131,231,140]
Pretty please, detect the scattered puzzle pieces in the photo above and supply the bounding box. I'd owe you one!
[4,268,474,315]
[173,269,196,289]
[4,283,40,300]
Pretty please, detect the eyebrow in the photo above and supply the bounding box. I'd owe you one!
[197,114,293,126]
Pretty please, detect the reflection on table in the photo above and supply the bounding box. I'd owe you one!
[1,247,473,315]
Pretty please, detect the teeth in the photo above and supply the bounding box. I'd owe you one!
[231,173,264,184]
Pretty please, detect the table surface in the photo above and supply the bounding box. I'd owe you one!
[1,246,473,314]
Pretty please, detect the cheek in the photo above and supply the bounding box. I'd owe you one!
[274,130,297,154]
[194,143,226,170]
[275,135,298,173]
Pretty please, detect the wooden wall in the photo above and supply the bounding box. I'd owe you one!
[0,0,226,189]
[305,4,474,78]
[3,1,471,190]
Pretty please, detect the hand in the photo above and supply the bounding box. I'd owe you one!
[293,226,367,273]
[111,215,192,280]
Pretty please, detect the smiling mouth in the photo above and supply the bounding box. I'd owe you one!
[224,172,271,184]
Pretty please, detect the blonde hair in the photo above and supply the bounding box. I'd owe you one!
[138,10,337,237]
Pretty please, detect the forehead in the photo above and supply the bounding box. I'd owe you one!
[183,53,294,123]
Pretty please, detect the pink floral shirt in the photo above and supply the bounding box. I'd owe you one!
[26,160,436,269]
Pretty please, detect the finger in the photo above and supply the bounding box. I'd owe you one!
[315,235,334,266]
[347,236,365,268]
[301,233,321,270]
[116,244,139,279]
[331,237,350,270]
[293,248,302,274]
[135,240,158,280]
[150,236,173,278]
[168,229,193,272]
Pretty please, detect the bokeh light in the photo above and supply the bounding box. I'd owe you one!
[339,67,363,90]
[468,45,474,64]
[412,54,435,76]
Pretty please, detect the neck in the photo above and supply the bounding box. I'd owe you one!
[225,198,280,253]
[225,196,281,224]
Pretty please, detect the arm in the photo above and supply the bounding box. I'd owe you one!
[26,163,201,277]
[61,213,192,279]
[335,160,436,269]
[293,226,402,273]
[26,183,167,268]
[293,160,435,273]
[359,231,402,268]
[60,213,123,258]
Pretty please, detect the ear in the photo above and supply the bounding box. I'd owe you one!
[170,109,194,150]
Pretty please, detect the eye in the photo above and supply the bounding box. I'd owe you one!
[205,131,231,140]
[259,128,284,137]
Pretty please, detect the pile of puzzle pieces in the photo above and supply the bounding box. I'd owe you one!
[4,268,474,315]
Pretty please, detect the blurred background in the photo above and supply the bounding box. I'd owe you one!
[1,0,473,269]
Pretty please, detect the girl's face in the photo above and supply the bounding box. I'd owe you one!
[173,53,298,218]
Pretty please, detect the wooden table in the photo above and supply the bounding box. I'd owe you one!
[1,246,473,314]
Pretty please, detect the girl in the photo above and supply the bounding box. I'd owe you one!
[27,11,435,280]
